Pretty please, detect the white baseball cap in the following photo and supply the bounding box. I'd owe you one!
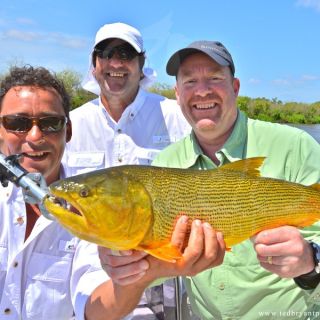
[82,22,156,95]
[94,22,144,53]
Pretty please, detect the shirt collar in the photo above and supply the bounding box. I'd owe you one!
[98,87,147,124]
[179,110,248,168]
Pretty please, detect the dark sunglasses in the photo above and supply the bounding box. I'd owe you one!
[0,115,68,133]
[94,44,140,61]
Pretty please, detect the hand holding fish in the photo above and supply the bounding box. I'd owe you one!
[99,216,226,286]
[253,226,314,278]
[99,248,149,286]
[156,218,225,278]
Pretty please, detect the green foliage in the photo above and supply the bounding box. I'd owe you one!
[236,96,320,124]
[55,69,97,110]
[148,83,320,124]
[0,65,319,124]
[148,82,176,99]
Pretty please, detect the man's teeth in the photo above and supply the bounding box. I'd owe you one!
[109,72,125,77]
[25,152,45,157]
[195,103,216,109]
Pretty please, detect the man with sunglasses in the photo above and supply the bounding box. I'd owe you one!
[0,65,201,320]
[63,22,193,319]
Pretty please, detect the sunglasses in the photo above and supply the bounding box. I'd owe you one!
[0,115,68,133]
[94,44,140,61]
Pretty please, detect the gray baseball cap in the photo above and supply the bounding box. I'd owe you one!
[166,40,235,76]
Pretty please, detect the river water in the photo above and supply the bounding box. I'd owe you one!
[289,124,320,143]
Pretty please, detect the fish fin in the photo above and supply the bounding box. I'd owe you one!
[139,243,182,263]
[219,157,265,177]
[310,183,320,192]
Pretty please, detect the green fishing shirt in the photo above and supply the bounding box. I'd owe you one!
[152,110,320,320]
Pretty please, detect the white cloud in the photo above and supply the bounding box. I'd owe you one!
[272,74,319,87]
[301,74,320,81]
[3,29,41,41]
[248,78,261,84]
[296,0,320,12]
[49,32,88,49]
[272,78,291,86]
[16,18,36,26]
[0,29,89,49]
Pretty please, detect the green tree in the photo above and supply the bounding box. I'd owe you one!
[56,69,97,109]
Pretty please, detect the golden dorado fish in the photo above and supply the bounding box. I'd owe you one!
[44,157,320,262]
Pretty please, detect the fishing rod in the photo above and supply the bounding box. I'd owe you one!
[0,152,54,220]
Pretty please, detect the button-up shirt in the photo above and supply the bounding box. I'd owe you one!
[152,110,320,320]
[63,88,190,177]
[62,88,191,319]
[0,168,108,320]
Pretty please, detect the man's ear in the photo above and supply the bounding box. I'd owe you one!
[66,121,72,143]
[233,78,240,97]
[175,85,180,106]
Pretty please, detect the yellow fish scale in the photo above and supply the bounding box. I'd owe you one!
[118,165,320,248]
[45,157,320,261]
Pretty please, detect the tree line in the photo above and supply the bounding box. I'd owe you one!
[149,83,320,124]
[1,68,319,124]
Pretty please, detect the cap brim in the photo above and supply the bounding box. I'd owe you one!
[166,48,200,76]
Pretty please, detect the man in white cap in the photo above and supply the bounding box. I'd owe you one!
[63,22,191,319]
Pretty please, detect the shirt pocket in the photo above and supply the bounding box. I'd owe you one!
[24,252,74,319]
[66,151,105,175]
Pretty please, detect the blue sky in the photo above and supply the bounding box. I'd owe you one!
[0,0,319,103]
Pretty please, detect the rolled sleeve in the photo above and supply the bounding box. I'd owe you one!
[71,241,109,320]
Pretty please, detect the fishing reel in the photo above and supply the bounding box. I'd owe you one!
[0,152,54,220]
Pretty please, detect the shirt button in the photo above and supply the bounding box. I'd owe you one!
[13,261,18,268]
[218,283,225,290]
[4,308,11,314]
[117,128,122,133]
[16,216,24,225]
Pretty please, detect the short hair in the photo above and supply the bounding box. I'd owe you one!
[0,65,71,118]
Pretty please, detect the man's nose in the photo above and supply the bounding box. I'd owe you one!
[25,125,44,143]
[194,81,211,97]
[107,54,124,67]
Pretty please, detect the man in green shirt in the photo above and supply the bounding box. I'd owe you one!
[151,40,320,319]
[101,40,320,319]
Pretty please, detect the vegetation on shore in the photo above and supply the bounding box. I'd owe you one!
[149,83,320,124]
[1,68,319,124]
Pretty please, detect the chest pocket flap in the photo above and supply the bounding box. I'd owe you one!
[67,152,105,168]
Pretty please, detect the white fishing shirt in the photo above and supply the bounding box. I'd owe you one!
[62,88,191,319]
[63,88,190,176]
[0,170,108,320]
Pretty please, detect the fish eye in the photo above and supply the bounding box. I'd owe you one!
[79,185,89,197]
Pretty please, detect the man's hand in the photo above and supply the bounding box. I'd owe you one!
[253,226,314,278]
[99,248,149,286]
[158,216,225,277]
[99,216,226,285]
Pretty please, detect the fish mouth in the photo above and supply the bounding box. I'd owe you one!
[46,193,83,216]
